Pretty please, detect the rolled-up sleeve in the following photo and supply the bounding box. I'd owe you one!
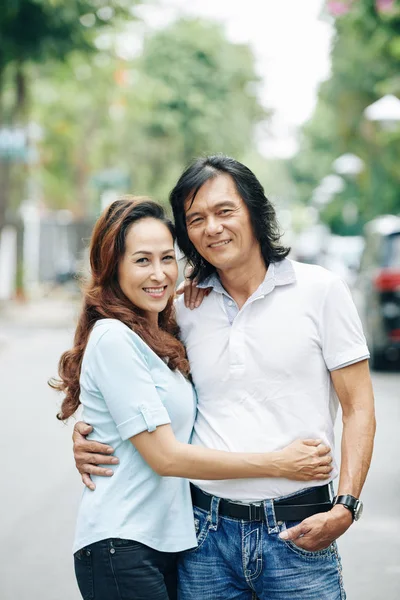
[89,324,171,440]
[319,277,370,371]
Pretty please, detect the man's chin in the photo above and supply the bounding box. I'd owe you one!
[203,252,235,270]
[211,260,236,272]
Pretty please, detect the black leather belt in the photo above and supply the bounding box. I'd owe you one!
[191,484,332,522]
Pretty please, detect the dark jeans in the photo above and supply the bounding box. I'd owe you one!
[74,538,179,600]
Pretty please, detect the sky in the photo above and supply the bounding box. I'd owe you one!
[134,0,334,158]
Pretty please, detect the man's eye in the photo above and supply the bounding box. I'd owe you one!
[219,209,232,215]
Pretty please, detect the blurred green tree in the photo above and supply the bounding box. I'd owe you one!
[289,0,400,234]
[115,18,267,205]
[31,17,268,214]
[0,0,138,233]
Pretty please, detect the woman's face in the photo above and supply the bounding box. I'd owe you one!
[118,218,178,325]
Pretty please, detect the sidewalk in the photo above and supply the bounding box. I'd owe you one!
[0,292,79,332]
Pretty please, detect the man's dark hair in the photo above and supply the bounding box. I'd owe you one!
[169,154,290,283]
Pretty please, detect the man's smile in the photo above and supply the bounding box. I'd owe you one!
[208,239,232,249]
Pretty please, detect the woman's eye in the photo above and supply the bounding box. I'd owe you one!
[219,209,231,215]
[136,257,149,264]
[163,255,175,262]
[189,218,202,225]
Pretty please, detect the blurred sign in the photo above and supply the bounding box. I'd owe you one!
[0,126,27,161]
[90,168,130,190]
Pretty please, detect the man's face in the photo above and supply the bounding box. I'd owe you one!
[184,174,259,271]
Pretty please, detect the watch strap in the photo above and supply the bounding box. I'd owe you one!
[333,494,359,518]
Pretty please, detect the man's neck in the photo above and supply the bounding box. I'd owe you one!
[217,255,267,309]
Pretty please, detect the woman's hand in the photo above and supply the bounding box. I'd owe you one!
[72,421,119,490]
[275,439,333,481]
[176,278,211,309]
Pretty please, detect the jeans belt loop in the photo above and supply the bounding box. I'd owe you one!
[264,499,279,534]
[210,495,220,530]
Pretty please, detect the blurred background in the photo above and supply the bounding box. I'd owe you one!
[0,1,399,598]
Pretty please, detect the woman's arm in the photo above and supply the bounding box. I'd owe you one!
[72,422,332,488]
[130,424,332,481]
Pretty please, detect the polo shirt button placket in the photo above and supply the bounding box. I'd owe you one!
[228,313,246,378]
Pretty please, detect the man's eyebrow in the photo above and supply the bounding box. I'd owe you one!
[185,201,236,221]
[214,201,237,209]
[131,248,175,256]
[185,211,203,222]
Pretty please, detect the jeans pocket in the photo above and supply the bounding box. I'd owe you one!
[110,538,143,552]
[279,520,334,559]
[74,548,94,600]
[187,506,211,553]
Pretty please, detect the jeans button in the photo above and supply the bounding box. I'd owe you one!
[110,548,115,554]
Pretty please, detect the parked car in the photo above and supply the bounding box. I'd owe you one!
[319,235,365,288]
[355,215,400,369]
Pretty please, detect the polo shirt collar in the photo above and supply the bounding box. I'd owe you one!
[197,258,296,298]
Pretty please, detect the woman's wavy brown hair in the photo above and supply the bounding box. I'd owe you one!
[50,196,190,420]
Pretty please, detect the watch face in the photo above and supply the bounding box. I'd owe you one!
[354,500,363,521]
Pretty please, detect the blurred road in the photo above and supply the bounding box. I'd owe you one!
[0,297,399,600]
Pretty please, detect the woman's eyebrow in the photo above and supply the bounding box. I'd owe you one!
[131,248,175,256]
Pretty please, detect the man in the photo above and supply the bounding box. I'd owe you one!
[73,155,375,599]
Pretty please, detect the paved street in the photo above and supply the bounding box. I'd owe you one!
[0,297,399,599]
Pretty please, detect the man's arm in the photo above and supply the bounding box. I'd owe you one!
[331,358,376,498]
[73,423,120,490]
[280,359,376,550]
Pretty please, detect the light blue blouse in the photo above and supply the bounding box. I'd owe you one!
[73,319,197,554]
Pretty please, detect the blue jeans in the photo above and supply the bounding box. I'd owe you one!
[178,489,346,600]
[74,538,179,600]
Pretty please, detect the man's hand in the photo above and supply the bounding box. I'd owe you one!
[176,278,211,309]
[73,421,119,490]
[279,504,353,551]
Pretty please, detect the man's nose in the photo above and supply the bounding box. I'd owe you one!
[205,217,223,236]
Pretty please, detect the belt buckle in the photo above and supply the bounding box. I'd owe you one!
[248,503,263,521]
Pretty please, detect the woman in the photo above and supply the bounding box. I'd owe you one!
[51,196,332,600]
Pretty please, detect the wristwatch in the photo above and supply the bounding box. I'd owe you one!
[333,495,363,521]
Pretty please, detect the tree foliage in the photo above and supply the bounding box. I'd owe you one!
[31,17,267,214]
[290,0,400,234]
[0,0,138,232]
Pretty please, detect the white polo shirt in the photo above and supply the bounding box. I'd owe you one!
[175,258,369,502]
